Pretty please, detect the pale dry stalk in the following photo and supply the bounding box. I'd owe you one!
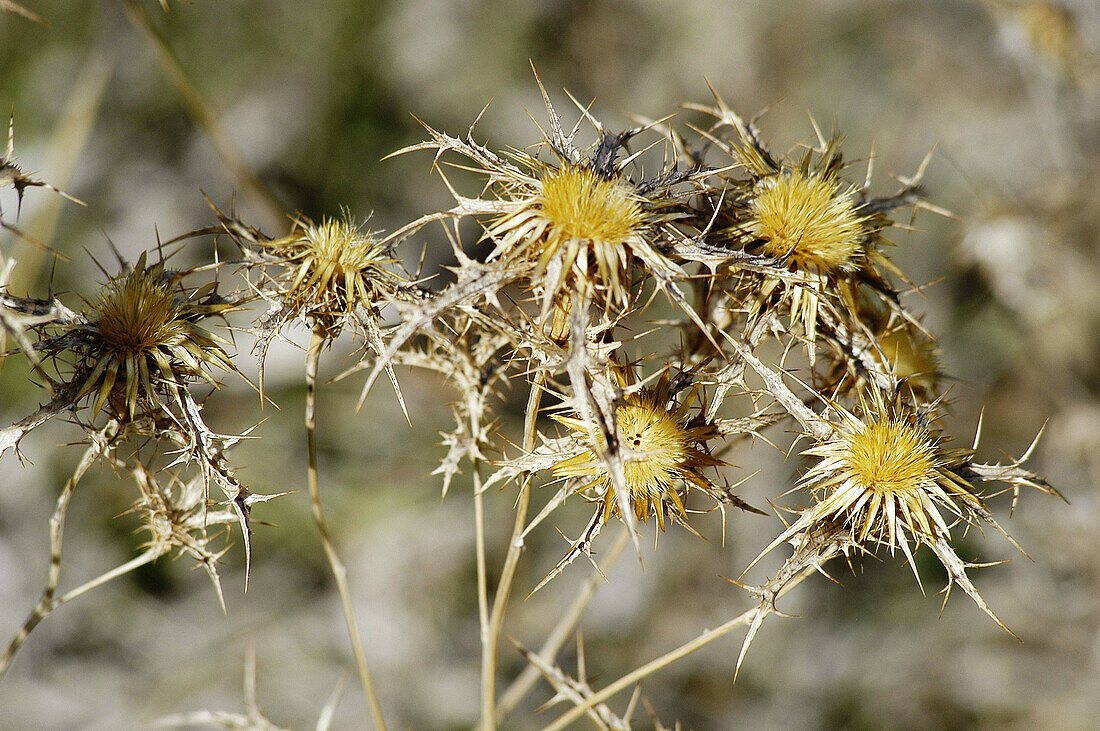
[544,563,818,730]
[305,326,386,730]
[479,371,547,729]
[0,420,119,677]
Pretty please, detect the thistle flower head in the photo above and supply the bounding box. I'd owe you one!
[689,94,929,363]
[539,166,644,245]
[734,156,885,355]
[799,395,976,549]
[391,80,701,343]
[487,163,647,310]
[259,215,400,330]
[62,252,236,420]
[748,169,866,274]
[822,315,942,403]
[551,370,725,530]
[736,387,1056,640]
[875,324,939,397]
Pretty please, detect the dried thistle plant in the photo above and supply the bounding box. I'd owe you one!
[252,214,402,336]
[336,76,1060,730]
[0,241,276,678]
[0,60,1065,730]
[217,207,415,729]
[2,246,245,449]
[682,89,935,377]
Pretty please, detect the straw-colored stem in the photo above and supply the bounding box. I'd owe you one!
[54,548,160,607]
[479,372,546,730]
[543,565,817,731]
[305,326,386,730]
[0,420,118,678]
[496,527,630,721]
[474,464,493,726]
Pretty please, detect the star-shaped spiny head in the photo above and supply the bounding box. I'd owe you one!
[551,368,726,531]
[691,92,925,358]
[747,167,869,275]
[485,161,651,319]
[257,215,402,334]
[55,251,238,420]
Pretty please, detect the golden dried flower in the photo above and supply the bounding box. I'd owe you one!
[779,392,980,557]
[690,93,927,363]
[66,253,235,419]
[260,215,399,327]
[552,371,725,530]
[488,164,647,309]
[738,388,1058,638]
[875,325,939,395]
[749,170,866,273]
[736,160,888,356]
[805,417,970,546]
[389,82,702,347]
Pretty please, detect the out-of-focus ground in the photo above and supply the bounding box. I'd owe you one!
[1,1,1099,728]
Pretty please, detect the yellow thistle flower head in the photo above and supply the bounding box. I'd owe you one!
[538,165,645,255]
[488,164,646,310]
[749,169,867,274]
[94,265,192,354]
[70,252,235,419]
[551,371,725,530]
[875,325,940,398]
[800,395,977,549]
[823,317,942,404]
[262,215,399,328]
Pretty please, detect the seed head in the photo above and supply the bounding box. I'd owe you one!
[260,215,400,330]
[94,267,190,353]
[537,166,645,270]
[67,253,235,419]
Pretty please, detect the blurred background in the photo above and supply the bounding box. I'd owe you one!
[1,0,1098,728]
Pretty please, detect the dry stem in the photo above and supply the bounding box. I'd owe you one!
[543,564,817,730]
[479,372,546,730]
[0,420,119,678]
[496,527,631,722]
[305,326,386,730]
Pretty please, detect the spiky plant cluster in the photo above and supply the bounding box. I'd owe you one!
[485,161,648,316]
[1,74,1060,727]
[679,94,932,372]
[228,208,412,414]
[349,80,1057,703]
[380,81,706,351]
[1,239,276,679]
[754,391,1004,572]
[3,248,243,433]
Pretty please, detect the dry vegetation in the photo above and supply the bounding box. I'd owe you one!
[2,1,1098,728]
